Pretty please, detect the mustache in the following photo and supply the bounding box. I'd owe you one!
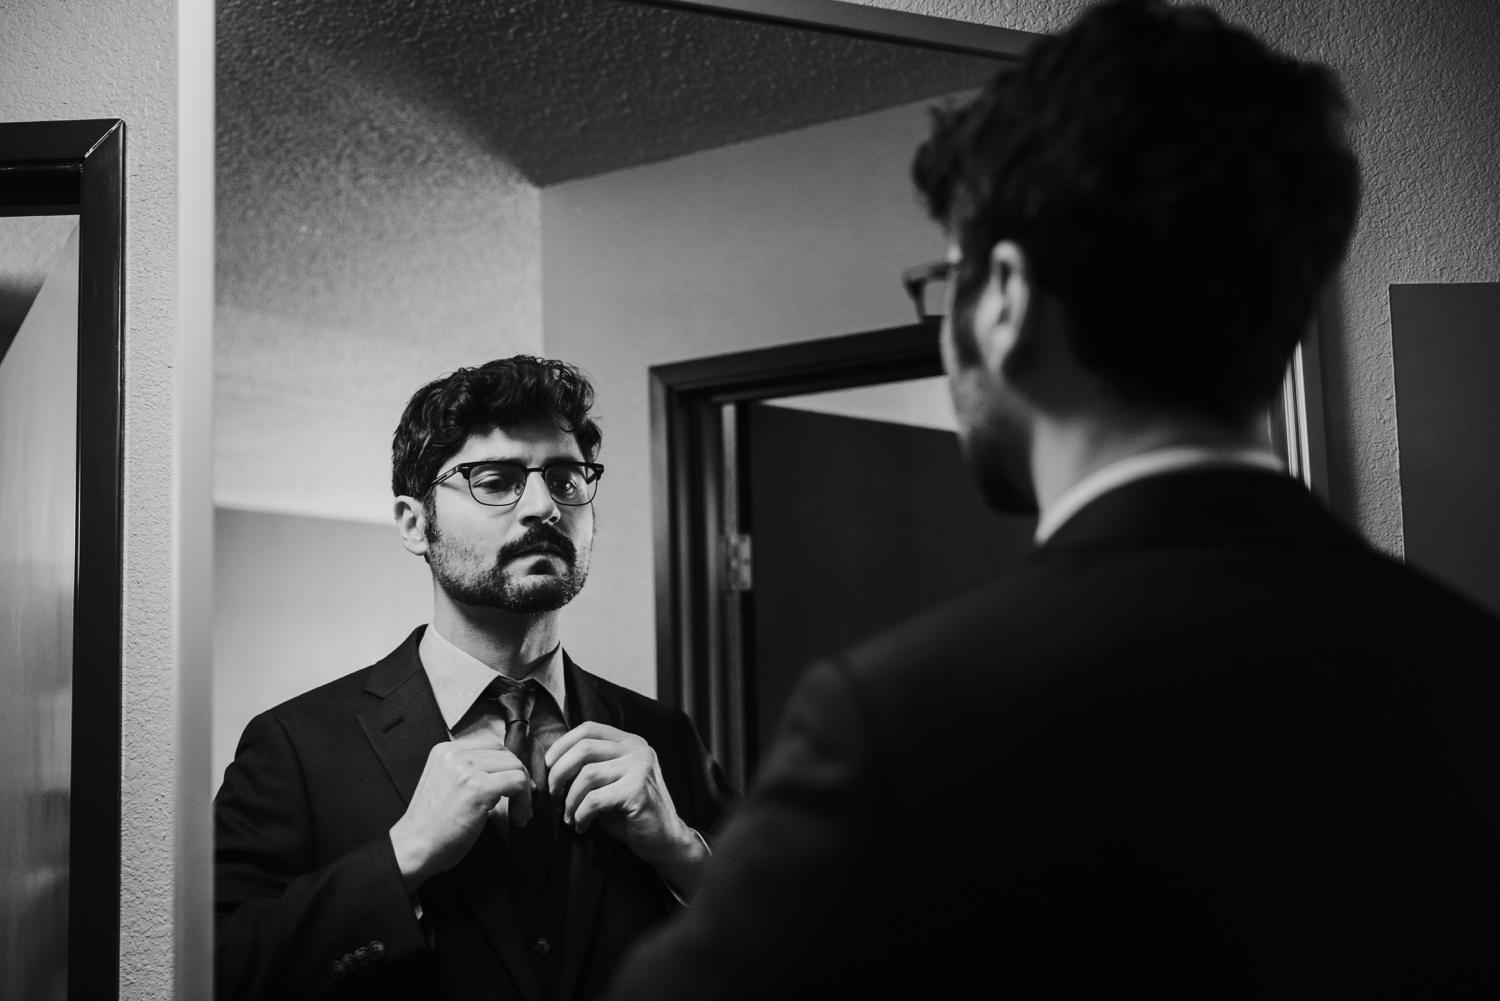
[498,525,577,563]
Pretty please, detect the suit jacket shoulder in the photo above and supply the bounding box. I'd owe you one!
[836,469,1500,722]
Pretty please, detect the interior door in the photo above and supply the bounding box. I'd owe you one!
[738,386,1036,778]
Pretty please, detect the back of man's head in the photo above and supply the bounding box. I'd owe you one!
[913,0,1360,424]
[390,355,602,501]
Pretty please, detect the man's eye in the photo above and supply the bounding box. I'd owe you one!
[547,475,581,497]
[471,468,522,492]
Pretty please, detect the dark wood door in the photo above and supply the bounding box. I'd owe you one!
[742,401,1035,775]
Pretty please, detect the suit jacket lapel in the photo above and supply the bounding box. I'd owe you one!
[357,627,448,804]
[357,626,548,1001]
[556,653,620,1001]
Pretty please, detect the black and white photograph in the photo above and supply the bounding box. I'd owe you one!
[2,0,1499,998]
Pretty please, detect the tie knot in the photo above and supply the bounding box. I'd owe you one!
[487,678,537,724]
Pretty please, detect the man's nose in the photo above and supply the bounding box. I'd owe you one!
[516,470,561,523]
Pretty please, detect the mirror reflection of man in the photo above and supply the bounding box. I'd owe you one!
[215,356,731,1001]
[604,1,1500,998]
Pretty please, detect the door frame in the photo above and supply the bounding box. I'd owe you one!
[0,118,126,1001]
[650,319,1326,787]
[650,323,941,787]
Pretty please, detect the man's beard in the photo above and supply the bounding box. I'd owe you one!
[946,296,1039,517]
[958,409,1039,516]
[427,519,592,613]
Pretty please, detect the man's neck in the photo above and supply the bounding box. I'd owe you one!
[430,593,560,680]
[1030,408,1264,518]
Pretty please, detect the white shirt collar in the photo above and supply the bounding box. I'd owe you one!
[1034,445,1287,545]
[418,623,570,733]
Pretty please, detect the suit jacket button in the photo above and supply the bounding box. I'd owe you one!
[354,946,369,963]
[329,960,347,980]
[529,937,551,957]
[368,940,385,959]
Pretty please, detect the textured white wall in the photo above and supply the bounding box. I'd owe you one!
[215,46,545,524]
[0,1,184,997]
[212,510,433,785]
[543,98,952,694]
[840,0,1500,556]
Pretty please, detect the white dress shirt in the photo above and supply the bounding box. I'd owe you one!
[1035,445,1287,545]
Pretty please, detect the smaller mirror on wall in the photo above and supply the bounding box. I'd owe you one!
[1392,281,1500,618]
[0,115,125,1001]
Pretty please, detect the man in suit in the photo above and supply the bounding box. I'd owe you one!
[215,355,732,1001]
[606,1,1500,997]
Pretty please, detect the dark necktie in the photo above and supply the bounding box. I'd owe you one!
[487,678,554,869]
[493,681,539,827]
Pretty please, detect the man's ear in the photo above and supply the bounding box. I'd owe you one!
[972,240,1036,378]
[394,495,430,556]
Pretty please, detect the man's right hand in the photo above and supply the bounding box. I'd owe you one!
[389,741,533,892]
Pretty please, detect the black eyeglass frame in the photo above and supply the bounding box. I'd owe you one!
[426,460,606,507]
[901,259,959,321]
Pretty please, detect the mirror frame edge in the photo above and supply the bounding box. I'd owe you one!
[0,116,125,1001]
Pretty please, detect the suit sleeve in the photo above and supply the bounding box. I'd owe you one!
[669,704,736,842]
[606,659,883,1000]
[214,711,429,1001]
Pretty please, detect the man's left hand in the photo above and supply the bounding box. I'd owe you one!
[545,722,699,865]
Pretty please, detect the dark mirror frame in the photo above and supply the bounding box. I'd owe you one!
[0,117,125,1001]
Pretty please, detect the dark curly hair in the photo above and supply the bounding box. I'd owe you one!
[912,0,1360,423]
[391,355,602,499]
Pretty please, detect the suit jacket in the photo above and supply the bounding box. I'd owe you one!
[607,469,1500,1000]
[214,627,731,1001]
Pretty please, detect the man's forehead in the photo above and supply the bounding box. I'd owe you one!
[451,421,583,461]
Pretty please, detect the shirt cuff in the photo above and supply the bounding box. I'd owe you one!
[662,827,712,907]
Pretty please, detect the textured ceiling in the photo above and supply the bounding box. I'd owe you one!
[217,0,1002,187]
[214,0,1003,325]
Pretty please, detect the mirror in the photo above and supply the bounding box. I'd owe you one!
[212,0,1024,781]
[0,118,125,1001]
[214,0,1323,789]
[1,214,78,1001]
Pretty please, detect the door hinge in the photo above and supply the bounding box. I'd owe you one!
[723,532,753,592]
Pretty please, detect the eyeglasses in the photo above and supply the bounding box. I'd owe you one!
[901,259,958,321]
[427,460,605,508]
